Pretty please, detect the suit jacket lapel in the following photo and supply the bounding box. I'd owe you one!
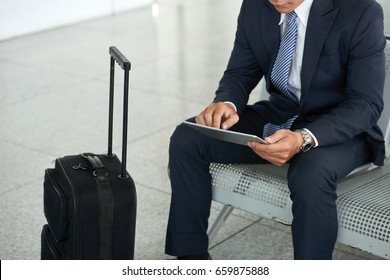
[261,1,281,85]
[300,0,339,105]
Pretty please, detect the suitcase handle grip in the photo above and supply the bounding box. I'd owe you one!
[108,46,131,179]
[109,46,131,71]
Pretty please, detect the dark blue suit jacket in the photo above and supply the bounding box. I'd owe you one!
[214,0,386,165]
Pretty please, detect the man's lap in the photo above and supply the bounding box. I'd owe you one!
[180,106,371,184]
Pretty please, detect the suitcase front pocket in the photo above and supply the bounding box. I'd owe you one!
[43,169,69,242]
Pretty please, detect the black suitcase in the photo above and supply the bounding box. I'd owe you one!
[41,47,137,260]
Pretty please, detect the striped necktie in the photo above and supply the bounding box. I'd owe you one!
[271,11,299,103]
[264,11,299,137]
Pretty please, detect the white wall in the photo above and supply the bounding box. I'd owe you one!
[0,0,152,41]
[377,0,390,35]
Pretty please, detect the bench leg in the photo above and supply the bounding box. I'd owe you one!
[208,205,234,243]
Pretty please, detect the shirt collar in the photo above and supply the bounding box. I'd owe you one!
[278,0,314,27]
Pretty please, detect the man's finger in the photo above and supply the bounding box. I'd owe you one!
[203,106,215,127]
[221,111,239,129]
[264,129,288,144]
[195,108,208,125]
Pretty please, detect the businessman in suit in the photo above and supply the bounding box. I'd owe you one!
[165,0,386,259]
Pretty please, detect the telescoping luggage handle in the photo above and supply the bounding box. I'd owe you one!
[108,46,131,179]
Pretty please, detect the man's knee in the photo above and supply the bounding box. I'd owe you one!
[287,154,338,205]
[170,124,195,155]
[169,123,210,162]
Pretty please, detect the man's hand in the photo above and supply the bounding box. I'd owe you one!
[195,102,239,129]
[248,129,304,166]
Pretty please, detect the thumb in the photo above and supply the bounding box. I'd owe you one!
[264,130,286,144]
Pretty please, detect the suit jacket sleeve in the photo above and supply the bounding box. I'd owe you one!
[305,2,386,147]
[213,0,263,115]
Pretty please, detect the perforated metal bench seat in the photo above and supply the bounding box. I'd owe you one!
[209,162,390,259]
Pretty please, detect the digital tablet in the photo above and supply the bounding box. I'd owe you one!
[183,121,268,146]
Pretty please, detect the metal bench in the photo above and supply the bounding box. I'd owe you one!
[208,40,390,259]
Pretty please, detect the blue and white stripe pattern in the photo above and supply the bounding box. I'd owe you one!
[270,11,299,103]
[263,115,298,138]
[264,11,299,138]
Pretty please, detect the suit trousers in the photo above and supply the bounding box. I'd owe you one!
[165,107,371,259]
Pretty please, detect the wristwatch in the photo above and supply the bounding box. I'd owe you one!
[296,128,313,152]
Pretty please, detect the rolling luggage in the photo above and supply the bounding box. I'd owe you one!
[41,47,137,260]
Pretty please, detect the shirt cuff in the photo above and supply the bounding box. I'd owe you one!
[224,101,237,112]
[305,128,319,147]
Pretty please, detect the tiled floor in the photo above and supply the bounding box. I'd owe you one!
[0,0,383,260]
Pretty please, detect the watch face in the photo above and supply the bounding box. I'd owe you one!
[301,143,311,152]
[299,129,312,152]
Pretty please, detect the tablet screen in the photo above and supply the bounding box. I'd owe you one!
[183,121,268,146]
